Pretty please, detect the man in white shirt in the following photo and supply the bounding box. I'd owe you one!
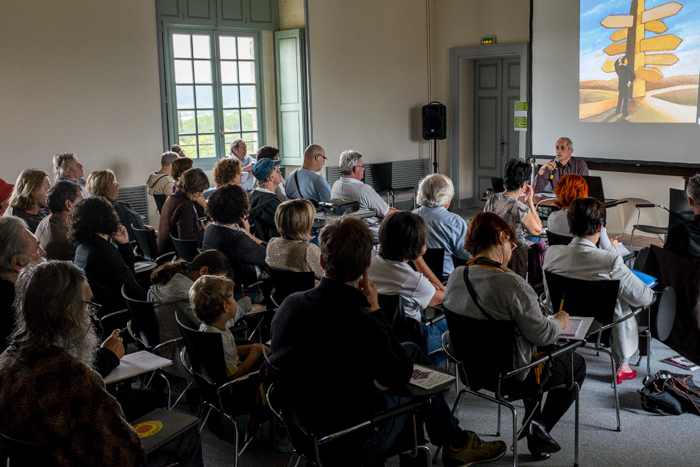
[330,150,398,217]
[228,139,256,193]
[146,151,178,196]
[285,144,331,204]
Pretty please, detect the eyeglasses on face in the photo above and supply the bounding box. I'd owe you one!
[83,300,102,316]
[316,154,327,162]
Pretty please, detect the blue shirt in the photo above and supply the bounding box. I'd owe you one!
[412,205,471,276]
[285,168,331,203]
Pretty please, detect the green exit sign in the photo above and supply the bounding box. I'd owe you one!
[481,37,496,45]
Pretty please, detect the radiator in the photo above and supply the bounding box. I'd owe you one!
[325,159,429,194]
[115,186,149,225]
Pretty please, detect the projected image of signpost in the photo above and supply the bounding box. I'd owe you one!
[580,0,700,122]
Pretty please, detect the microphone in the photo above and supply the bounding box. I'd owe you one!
[549,157,559,180]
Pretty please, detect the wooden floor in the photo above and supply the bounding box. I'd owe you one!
[617,233,665,251]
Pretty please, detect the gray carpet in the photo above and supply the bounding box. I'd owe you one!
[183,338,698,466]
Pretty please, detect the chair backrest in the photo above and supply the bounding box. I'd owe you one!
[267,374,318,458]
[544,270,620,325]
[633,246,650,271]
[377,293,425,352]
[176,311,228,394]
[491,177,505,193]
[443,307,516,392]
[653,286,676,342]
[132,225,159,261]
[451,254,468,270]
[423,248,445,279]
[170,234,200,262]
[669,188,693,228]
[153,194,167,215]
[546,230,574,246]
[370,161,393,192]
[0,431,49,466]
[268,267,315,305]
[121,285,160,351]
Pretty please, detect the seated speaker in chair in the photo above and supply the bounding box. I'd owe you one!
[271,216,506,466]
[368,211,448,366]
[544,198,654,384]
[444,212,584,461]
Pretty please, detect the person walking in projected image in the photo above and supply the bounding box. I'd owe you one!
[615,56,636,117]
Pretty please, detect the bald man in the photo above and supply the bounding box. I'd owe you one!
[285,144,331,204]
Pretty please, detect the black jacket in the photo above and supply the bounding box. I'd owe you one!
[202,224,267,287]
[248,189,281,242]
[665,215,700,259]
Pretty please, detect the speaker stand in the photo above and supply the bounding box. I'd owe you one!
[432,139,438,174]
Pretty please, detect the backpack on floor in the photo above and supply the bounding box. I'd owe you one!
[638,370,700,415]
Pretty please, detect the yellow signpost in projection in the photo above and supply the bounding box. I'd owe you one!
[600,1,682,98]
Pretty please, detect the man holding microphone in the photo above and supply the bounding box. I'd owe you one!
[533,137,589,193]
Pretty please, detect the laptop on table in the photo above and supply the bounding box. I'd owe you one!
[582,176,618,204]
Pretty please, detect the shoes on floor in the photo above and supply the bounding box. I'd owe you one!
[525,419,560,461]
[443,430,507,467]
[617,368,637,385]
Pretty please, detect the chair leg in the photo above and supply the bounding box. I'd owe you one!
[285,453,300,467]
[416,445,432,466]
[630,227,636,252]
[574,381,580,467]
[600,347,622,432]
[171,379,194,409]
[497,404,502,437]
[198,404,214,433]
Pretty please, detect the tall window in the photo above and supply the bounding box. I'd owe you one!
[165,28,263,167]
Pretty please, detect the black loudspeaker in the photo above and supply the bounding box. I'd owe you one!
[422,103,446,140]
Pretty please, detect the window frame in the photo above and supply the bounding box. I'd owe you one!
[163,25,266,169]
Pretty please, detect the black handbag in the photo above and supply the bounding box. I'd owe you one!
[639,370,700,415]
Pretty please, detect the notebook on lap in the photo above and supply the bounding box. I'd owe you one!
[131,408,199,453]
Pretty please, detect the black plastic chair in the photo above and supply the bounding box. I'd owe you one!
[153,194,167,215]
[546,230,574,246]
[543,271,648,431]
[377,293,443,358]
[176,311,260,467]
[409,248,445,281]
[267,267,315,307]
[451,254,468,270]
[630,188,693,250]
[121,285,191,409]
[170,234,200,262]
[267,371,431,467]
[0,432,50,466]
[370,161,417,209]
[439,308,582,467]
[132,225,176,264]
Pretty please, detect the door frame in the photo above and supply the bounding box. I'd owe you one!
[448,42,528,209]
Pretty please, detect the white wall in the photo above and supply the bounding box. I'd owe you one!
[0,1,164,189]
[306,0,431,166]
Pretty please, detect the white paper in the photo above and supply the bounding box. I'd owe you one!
[616,242,630,257]
[556,316,594,340]
[104,350,172,384]
[409,364,455,390]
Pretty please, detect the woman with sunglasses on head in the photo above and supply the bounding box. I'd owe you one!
[443,212,585,461]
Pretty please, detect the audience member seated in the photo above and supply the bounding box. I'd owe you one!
[203,157,241,200]
[229,139,256,193]
[2,169,51,233]
[71,196,146,314]
[254,145,286,201]
[35,180,83,260]
[148,250,251,348]
[0,217,45,352]
[53,151,90,199]
[86,169,151,243]
[270,216,506,466]
[547,174,617,254]
[285,143,331,204]
[147,151,179,196]
[171,158,207,216]
[157,168,210,256]
[0,178,13,217]
[265,199,323,283]
[533,137,589,193]
[665,173,700,258]
[484,158,542,276]
[543,197,654,384]
[413,173,471,276]
[368,211,447,365]
[0,261,203,467]
[171,143,186,157]
[202,184,266,288]
[444,211,584,461]
[331,150,398,217]
[249,158,284,242]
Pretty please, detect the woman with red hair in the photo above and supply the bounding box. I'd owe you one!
[547,174,618,254]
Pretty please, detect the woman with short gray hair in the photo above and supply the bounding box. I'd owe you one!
[664,173,700,258]
[413,174,470,276]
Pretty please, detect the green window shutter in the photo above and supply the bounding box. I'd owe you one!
[275,29,307,166]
